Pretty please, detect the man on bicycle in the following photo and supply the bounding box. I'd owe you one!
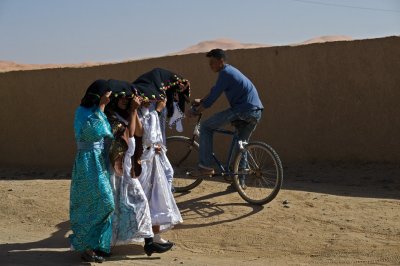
[190,48,264,176]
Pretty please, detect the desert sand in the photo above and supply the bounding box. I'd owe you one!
[1,162,399,266]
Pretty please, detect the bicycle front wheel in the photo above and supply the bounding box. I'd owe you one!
[233,141,283,205]
[166,136,203,192]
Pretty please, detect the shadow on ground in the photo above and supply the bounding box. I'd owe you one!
[0,221,163,266]
[175,188,264,229]
[283,161,400,199]
[0,169,71,180]
[172,161,400,200]
[2,161,398,199]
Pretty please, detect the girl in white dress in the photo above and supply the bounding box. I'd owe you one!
[105,87,173,256]
[136,99,183,244]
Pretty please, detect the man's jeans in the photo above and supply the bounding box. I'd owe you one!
[199,108,262,169]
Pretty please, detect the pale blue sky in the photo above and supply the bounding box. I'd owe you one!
[0,0,399,64]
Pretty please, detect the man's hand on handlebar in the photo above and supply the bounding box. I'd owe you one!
[187,103,202,117]
[191,98,202,107]
[187,105,199,118]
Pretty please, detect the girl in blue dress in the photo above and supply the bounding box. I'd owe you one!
[69,80,114,263]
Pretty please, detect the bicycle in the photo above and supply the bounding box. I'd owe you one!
[166,110,283,205]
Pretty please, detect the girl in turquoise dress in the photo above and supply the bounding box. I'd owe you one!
[69,80,114,263]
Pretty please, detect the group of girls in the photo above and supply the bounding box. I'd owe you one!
[69,69,189,263]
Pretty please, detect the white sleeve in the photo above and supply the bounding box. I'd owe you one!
[123,136,136,178]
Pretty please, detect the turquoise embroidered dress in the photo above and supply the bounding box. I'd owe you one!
[69,106,115,253]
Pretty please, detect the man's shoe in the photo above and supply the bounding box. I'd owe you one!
[190,164,215,177]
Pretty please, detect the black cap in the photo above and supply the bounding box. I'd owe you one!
[206,48,226,60]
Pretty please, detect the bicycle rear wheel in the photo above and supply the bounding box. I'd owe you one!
[233,141,283,205]
[166,136,203,192]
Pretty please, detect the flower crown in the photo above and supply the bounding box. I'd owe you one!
[159,75,190,93]
[140,75,191,103]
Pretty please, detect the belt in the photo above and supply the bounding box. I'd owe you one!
[77,139,104,151]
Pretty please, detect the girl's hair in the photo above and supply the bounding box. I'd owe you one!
[80,79,109,108]
[81,92,101,108]
[165,80,190,117]
[105,94,130,119]
[109,138,128,167]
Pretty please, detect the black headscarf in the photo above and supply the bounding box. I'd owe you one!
[132,68,190,117]
[105,79,137,119]
[108,79,136,98]
[80,79,110,108]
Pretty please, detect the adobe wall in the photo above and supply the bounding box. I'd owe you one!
[0,36,399,169]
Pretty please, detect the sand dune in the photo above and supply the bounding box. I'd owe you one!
[0,60,103,72]
[168,38,270,55]
[169,35,354,55]
[0,35,353,72]
[294,35,353,45]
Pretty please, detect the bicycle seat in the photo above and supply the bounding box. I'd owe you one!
[230,120,249,128]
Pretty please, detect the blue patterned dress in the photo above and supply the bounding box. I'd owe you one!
[69,106,115,253]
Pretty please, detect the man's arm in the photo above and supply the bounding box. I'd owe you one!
[201,72,226,108]
[191,72,227,114]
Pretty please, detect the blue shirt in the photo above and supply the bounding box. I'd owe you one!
[202,64,264,112]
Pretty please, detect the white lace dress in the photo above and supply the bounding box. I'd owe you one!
[138,106,183,231]
[110,133,154,246]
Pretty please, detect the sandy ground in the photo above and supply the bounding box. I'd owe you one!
[0,162,399,266]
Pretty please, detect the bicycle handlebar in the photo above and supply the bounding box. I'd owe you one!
[189,104,203,118]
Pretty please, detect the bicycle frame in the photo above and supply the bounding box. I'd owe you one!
[191,113,245,178]
[169,109,283,205]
